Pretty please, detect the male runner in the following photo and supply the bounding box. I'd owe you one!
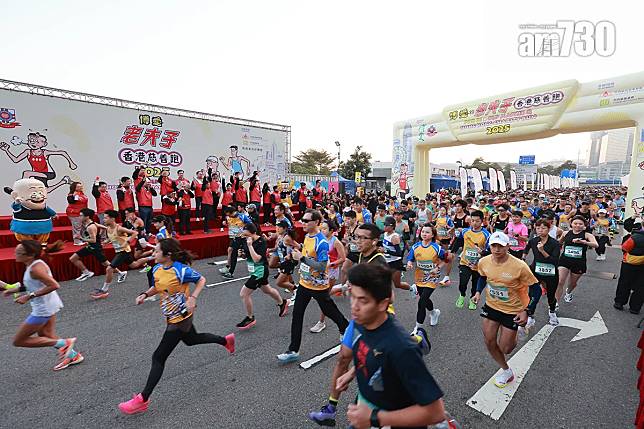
[456,210,490,310]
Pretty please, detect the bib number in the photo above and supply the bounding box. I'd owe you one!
[564,246,583,259]
[465,248,480,263]
[437,227,447,237]
[487,284,509,301]
[535,262,556,276]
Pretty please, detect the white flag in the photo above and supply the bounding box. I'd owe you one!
[459,167,468,197]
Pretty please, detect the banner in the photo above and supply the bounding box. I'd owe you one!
[459,167,468,197]
[488,167,498,192]
[0,88,288,214]
[510,170,517,190]
[391,123,414,197]
[472,168,484,194]
[523,174,527,191]
[498,171,507,192]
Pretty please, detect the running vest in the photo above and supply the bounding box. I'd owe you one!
[328,236,338,263]
[561,230,588,261]
[347,224,360,253]
[558,213,572,231]
[453,213,469,238]
[24,260,63,317]
[491,215,509,232]
[107,226,131,253]
[382,232,402,262]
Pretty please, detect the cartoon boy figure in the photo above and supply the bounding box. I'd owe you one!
[392,162,412,199]
[0,132,76,193]
[219,145,251,179]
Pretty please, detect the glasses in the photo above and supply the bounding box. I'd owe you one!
[355,235,372,240]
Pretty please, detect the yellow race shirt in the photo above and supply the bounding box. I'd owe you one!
[408,241,446,288]
[593,218,610,236]
[558,213,571,231]
[459,228,490,267]
[435,216,453,240]
[152,262,202,324]
[477,255,538,315]
[299,232,330,291]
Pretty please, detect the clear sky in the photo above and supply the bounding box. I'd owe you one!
[3,1,642,165]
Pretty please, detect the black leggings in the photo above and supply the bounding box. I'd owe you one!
[263,203,272,223]
[142,318,226,400]
[289,286,348,352]
[178,209,191,234]
[228,237,246,274]
[595,235,610,255]
[458,265,480,298]
[417,287,436,324]
[536,275,558,312]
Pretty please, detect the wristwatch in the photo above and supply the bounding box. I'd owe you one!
[28,292,36,300]
[370,408,381,428]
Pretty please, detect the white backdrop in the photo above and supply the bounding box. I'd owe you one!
[0,88,288,215]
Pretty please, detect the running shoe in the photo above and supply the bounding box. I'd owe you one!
[468,298,477,310]
[75,271,94,282]
[429,309,441,326]
[221,272,234,279]
[224,333,235,354]
[416,327,431,356]
[494,368,515,388]
[117,271,128,283]
[73,241,84,246]
[525,316,535,330]
[278,299,290,317]
[53,352,84,371]
[439,276,451,287]
[118,393,150,415]
[90,289,109,300]
[236,316,256,330]
[308,404,337,427]
[613,303,624,311]
[310,321,326,333]
[409,283,418,298]
[58,338,77,359]
[548,312,559,326]
[277,351,300,363]
[139,266,151,273]
[455,295,465,308]
[518,326,528,341]
[563,292,573,303]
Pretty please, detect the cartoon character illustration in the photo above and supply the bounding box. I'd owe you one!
[0,132,76,193]
[254,143,278,184]
[219,145,251,179]
[5,178,56,245]
[205,155,220,175]
[392,162,413,199]
[633,195,644,218]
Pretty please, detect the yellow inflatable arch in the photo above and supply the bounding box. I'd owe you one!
[392,71,644,218]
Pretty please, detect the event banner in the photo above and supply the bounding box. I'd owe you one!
[0,88,288,215]
[459,167,468,197]
[510,170,517,190]
[391,123,415,198]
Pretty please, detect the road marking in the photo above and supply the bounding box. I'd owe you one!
[300,344,341,370]
[585,270,617,280]
[467,311,607,420]
[210,258,244,265]
[206,276,250,288]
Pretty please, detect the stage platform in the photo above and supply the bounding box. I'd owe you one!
[0,207,303,283]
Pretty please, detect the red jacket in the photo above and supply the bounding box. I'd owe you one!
[66,192,88,217]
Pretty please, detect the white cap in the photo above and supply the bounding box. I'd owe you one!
[539,194,546,198]
[598,208,607,214]
[489,231,510,246]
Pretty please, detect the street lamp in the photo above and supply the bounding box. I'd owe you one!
[335,141,341,171]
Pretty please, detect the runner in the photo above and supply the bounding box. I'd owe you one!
[472,231,541,388]
[340,210,360,285]
[89,209,139,300]
[69,208,107,281]
[277,209,349,363]
[592,208,611,261]
[505,210,529,258]
[382,216,410,291]
[118,238,235,415]
[273,221,301,295]
[407,223,449,330]
[489,203,510,233]
[557,202,574,232]
[339,264,448,429]
[455,210,490,310]
[557,216,598,304]
[214,205,253,278]
[434,205,454,285]
[311,219,346,333]
[235,223,290,329]
[1,240,82,371]
[613,218,644,313]
[524,219,561,327]
[449,199,470,256]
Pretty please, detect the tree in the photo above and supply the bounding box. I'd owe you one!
[290,149,336,175]
[466,157,502,172]
[339,145,373,180]
[537,160,576,175]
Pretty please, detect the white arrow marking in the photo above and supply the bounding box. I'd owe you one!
[558,311,608,342]
[300,344,341,369]
[467,311,608,420]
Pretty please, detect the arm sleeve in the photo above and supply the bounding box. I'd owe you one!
[527,283,542,315]
[476,275,487,293]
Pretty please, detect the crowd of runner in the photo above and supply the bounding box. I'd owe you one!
[2,165,643,428]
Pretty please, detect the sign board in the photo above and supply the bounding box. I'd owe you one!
[354,171,362,183]
[519,155,536,165]
[0,88,289,215]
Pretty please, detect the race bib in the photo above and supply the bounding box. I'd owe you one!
[521,218,531,226]
[595,226,608,235]
[487,283,509,301]
[564,246,583,259]
[247,263,255,273]
[559,222,570,231]
[437,227,448,237]
[509,238,519,247]
[465,248,480,263]
[300,263,311,274]
[535,262,556,276]
[417,261,436,272]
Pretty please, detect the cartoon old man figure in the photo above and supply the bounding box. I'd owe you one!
[6,178,56,245]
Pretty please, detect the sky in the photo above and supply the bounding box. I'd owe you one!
[3,1,642,166]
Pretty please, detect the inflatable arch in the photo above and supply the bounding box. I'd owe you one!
[392,71,644,218]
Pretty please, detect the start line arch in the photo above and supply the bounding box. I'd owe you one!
[392,71,644,218]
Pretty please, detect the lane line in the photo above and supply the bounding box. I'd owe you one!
[300,345,342,370]
[209,258,244,265]
[466,324,556,420]
[206,276,250,287]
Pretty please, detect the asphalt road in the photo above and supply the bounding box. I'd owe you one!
[0,243,639,429]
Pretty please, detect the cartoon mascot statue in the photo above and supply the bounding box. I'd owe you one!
[5,178,58,247]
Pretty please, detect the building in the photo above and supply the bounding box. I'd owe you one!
[586,127,634,167]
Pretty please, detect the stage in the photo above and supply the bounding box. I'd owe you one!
[0,208,303,283]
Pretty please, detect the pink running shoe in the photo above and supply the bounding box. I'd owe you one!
[224,333,235,354]
[118,393,150,415]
